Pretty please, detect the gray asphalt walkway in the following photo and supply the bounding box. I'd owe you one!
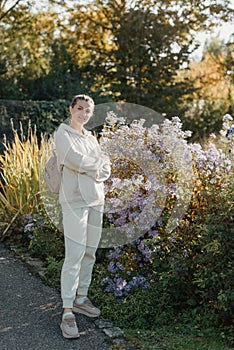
[0,242,110,350]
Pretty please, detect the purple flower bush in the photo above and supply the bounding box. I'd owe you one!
[99,113,233,303]
[101,115,194,236]
[189,114,233,184]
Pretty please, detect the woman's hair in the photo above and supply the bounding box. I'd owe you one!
[70,94,94,108]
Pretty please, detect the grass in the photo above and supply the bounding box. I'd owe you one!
[0,121,54,236]
[123,327,232,350]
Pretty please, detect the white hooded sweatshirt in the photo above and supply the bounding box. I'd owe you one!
[55,123,111,209]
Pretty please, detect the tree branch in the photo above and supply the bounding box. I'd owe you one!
[0,0,22,21]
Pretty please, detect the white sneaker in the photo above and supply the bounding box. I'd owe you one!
[60,313,80,339]
[73,297,101,318]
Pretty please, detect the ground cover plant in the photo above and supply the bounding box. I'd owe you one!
[0,114,233,349]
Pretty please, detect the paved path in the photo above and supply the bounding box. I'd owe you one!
[0,243,110,350]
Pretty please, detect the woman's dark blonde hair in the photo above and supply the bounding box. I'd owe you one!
[71,94,94,108]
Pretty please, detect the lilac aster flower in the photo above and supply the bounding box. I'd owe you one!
[223,114,233,122]
[169,233,176,243]
[22,214,33,223]
[108,247,122,260]
[108,261,116,273]
[116,262,125,271]
[116,277,127,291]
[226,127,234,140]
[125,284,132,292]
[24,223,34,233]
[148,229,158,238]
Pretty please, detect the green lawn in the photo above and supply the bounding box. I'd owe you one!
[122,327,232,350]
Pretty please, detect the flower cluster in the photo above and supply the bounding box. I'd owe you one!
[101,274,150,299]
[101,243,151,300]
[99,113,234,300]
[23,214,35,239]
[189,114,233,184]
[101,116,194,240]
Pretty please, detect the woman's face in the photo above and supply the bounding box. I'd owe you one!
[70,99,94,125]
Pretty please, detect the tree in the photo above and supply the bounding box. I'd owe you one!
[0,0,103,100]
[0,0,233,107]
[66,0,233,115]
[30,40,95,101]
[178,38,234,140]
[0,4,58,99]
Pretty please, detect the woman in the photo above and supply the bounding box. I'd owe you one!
[55,94,111,339]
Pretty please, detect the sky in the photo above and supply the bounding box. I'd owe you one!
[191,22,234,60]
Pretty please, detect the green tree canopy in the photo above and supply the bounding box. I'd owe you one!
[0,0,233,117]
[65,0,233,114]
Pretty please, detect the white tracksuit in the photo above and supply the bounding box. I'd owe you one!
[55,123,111,308]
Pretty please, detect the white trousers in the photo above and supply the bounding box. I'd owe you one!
[61,205,103,308]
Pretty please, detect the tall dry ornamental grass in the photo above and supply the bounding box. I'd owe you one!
[0,120,54,233]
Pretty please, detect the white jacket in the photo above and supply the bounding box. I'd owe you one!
[55,123,111,208]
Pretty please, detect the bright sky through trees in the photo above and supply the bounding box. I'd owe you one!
[191,21,233,60]
[3,0,233,61]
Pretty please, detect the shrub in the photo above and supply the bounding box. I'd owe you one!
[24,211,64,260]
[0,111,233,342]
[25,100,69,136]
[99,113,234,336]
[44,256,64,288]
